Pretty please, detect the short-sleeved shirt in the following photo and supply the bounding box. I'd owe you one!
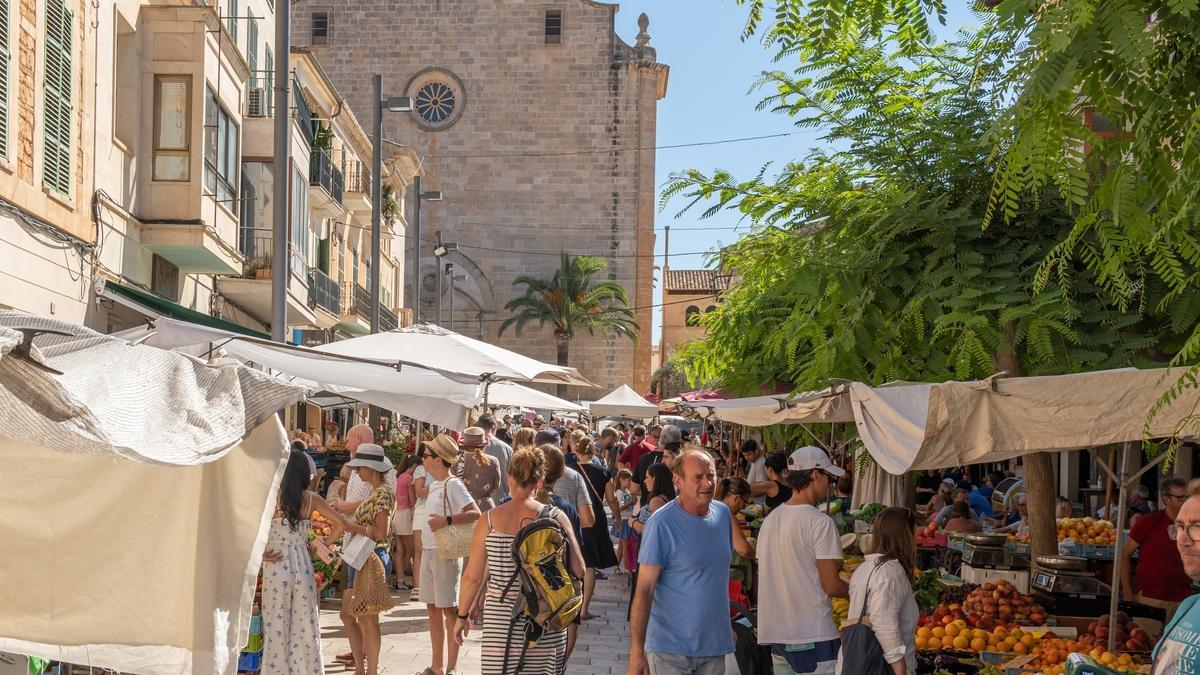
[757,503,844,645]
[353,485,396,547]
[969,490,995,517]
[423,476,475,549]
[619,440,653,468]
[484,437,513,500]
[638,499,734,657]
[633,450,664,492]
[395,471,414,509]
[412,466,428,508]
[1131,509,1193,602]
[935,504,981,527]
[458,451,502,511]
[554,467,593,513]
[1152,594,1200,673]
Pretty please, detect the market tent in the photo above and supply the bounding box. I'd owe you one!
[847,368,1200,474]
[316,323,595,387]
[587,384,659,418]
[484,380,586,413]
[114,317,481,429]
[0,313,305,675]
[684,388,855,426]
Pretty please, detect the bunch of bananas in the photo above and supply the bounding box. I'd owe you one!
[831,597,850,628]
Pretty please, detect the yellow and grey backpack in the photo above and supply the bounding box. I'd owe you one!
[500,505,583,673]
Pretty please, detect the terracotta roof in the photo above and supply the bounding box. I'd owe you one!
[664,269,730,293]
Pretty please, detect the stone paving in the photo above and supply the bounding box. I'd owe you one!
[319,572,632,674]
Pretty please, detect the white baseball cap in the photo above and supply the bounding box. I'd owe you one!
[787,445,846,476]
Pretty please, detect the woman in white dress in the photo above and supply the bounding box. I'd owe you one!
[262,449,347,674]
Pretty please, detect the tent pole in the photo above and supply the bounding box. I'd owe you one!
[1108,442,1131,653]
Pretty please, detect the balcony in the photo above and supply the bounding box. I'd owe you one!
[335,283,398,334]
[307,267,342,328]
[343,159,372,212]
[309,148,345,219]
[217,226,317,327]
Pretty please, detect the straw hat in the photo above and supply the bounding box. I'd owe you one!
[423,435,462,464]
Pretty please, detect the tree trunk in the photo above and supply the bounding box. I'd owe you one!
[556,337,569,401]
[992,321,1058,560]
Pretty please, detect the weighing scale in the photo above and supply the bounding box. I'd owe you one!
[961,533,1028,570]
[1030,555,1113,616]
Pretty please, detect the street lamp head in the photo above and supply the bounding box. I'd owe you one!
[419,190,443,202]
[385,96,413,112]
[433,242,458,258]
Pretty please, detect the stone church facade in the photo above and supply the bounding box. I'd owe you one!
[292,0,668,397]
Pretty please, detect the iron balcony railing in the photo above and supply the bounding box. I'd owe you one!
[293,84,315,145]
[239,226,274,275]
[349,283,397,331]
[310,148,344,204]
[307,267,342,316]
[344,159,371,195]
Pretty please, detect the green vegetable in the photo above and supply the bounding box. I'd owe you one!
[856,502,885,525]
[912,568,947,615]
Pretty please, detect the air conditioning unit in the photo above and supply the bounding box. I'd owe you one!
[247,87,267,117]
[296,329,330,347]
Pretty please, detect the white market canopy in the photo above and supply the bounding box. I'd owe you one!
[316,323,595,388]
[0,312,305,674]
[485,380,587,413]
[113,317,482,429]
[689,368,1200,475]
[588,384,659,419]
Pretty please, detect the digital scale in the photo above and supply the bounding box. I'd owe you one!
[962,533,1028,570]
[1027,552,1108,614]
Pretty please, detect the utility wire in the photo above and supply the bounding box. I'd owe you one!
[426,132,794,159]
[443,293,723,325]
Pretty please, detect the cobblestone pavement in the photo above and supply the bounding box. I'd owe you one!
[318,572,632,674]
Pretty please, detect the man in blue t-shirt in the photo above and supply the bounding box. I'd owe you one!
[1152,488,1200,674]
[629,449,733,675]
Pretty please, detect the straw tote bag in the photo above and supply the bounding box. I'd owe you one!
[349,551,394,615]
[435,477,475,560]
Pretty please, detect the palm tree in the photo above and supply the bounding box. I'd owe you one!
[499,253,640,397]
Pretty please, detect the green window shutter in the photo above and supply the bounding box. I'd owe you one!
[228,0,238,44]
[264,48,274,117]
[248,14,258,87]
[42,0,73,196]
[0,0,10,160]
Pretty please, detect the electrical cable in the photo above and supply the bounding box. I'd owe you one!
[422,132,797,159]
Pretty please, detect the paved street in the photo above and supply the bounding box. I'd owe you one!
[319,573,631,674]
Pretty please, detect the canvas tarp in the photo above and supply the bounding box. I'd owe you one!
[681,388,855,427]
[0,312,306,674]
[848,367,1200,475]
[484,380,586,413]
[588,384,659,419]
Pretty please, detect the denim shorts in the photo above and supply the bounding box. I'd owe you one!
[347,547,392,588]
[769,640,841,674]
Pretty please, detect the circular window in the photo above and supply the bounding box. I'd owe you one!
[405,69,465,131]
[415,82,457,125]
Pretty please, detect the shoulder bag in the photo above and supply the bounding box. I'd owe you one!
[435,477,475,560]
[838,559,898,675]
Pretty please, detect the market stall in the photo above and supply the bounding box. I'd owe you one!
[587,384,660,419]
[0,313,306,675]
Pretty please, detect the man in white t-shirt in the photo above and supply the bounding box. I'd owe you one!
[757,446,849,674]
[741,440,768,503]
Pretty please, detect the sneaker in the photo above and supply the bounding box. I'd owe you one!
[409,587,421,601]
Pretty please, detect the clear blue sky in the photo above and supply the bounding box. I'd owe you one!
[613,2,979,343]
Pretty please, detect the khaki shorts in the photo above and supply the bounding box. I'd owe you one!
[391,507,414,535]
[1135,593,1182,623]
[419,551,462,608]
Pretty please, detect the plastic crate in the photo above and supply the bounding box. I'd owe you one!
[1078,543,1115,559]
[1005,541,1030,556]
[242,633,262,652]
[947,532,967,552]
[248,614,262,635]
[237,650,262,672]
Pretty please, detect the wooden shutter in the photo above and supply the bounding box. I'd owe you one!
[264,48,274,117]
[0,0,10,159]
[228,0,238,44]
[42,0,73,196]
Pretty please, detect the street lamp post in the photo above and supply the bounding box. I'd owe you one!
[450,272,465,331]
[441,262,454,328]
[370,75,413,334]
[411,177,442,324]
[432,233,458,327]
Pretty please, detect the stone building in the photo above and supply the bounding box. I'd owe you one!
[291,0,668,396]
[660,268,728,360]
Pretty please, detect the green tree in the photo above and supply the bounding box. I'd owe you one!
[664,28,1181,558]
[499,253,640,398]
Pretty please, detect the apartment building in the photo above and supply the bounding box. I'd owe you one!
[0,1,414,343]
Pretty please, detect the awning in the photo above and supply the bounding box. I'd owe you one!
[588,384,659,418]
[484,381,586,413]
[683,388,855,426]
[101,279,268,339]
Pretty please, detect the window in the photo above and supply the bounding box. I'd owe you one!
[113,16,138,149]
[414,82,456,125]
[247,13,258,87]
[544,10,562,44]
[0,0,10,160]
[289,165,309,278]
[705,305,717,313]
[227,0,238,44]
[352,247,359,288]
[42,0,74,196]
[311,11,329,44]
[153,76,191,181]
[204,87,239,212]
[151,254,180,301]
[264,47,274,117]
[685,305,701,326]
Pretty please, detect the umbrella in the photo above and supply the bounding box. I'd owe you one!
[316,323,595,387]
[484,381,586,413]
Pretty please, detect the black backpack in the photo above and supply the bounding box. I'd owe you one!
[838,560,897,675]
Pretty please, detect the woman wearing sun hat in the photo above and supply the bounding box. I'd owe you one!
[418,435,482,675]
[335,444,396,675]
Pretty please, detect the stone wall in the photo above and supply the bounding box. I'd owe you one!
[291,0,666,398]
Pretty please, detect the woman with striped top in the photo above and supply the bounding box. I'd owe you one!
[452,446,586,675]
